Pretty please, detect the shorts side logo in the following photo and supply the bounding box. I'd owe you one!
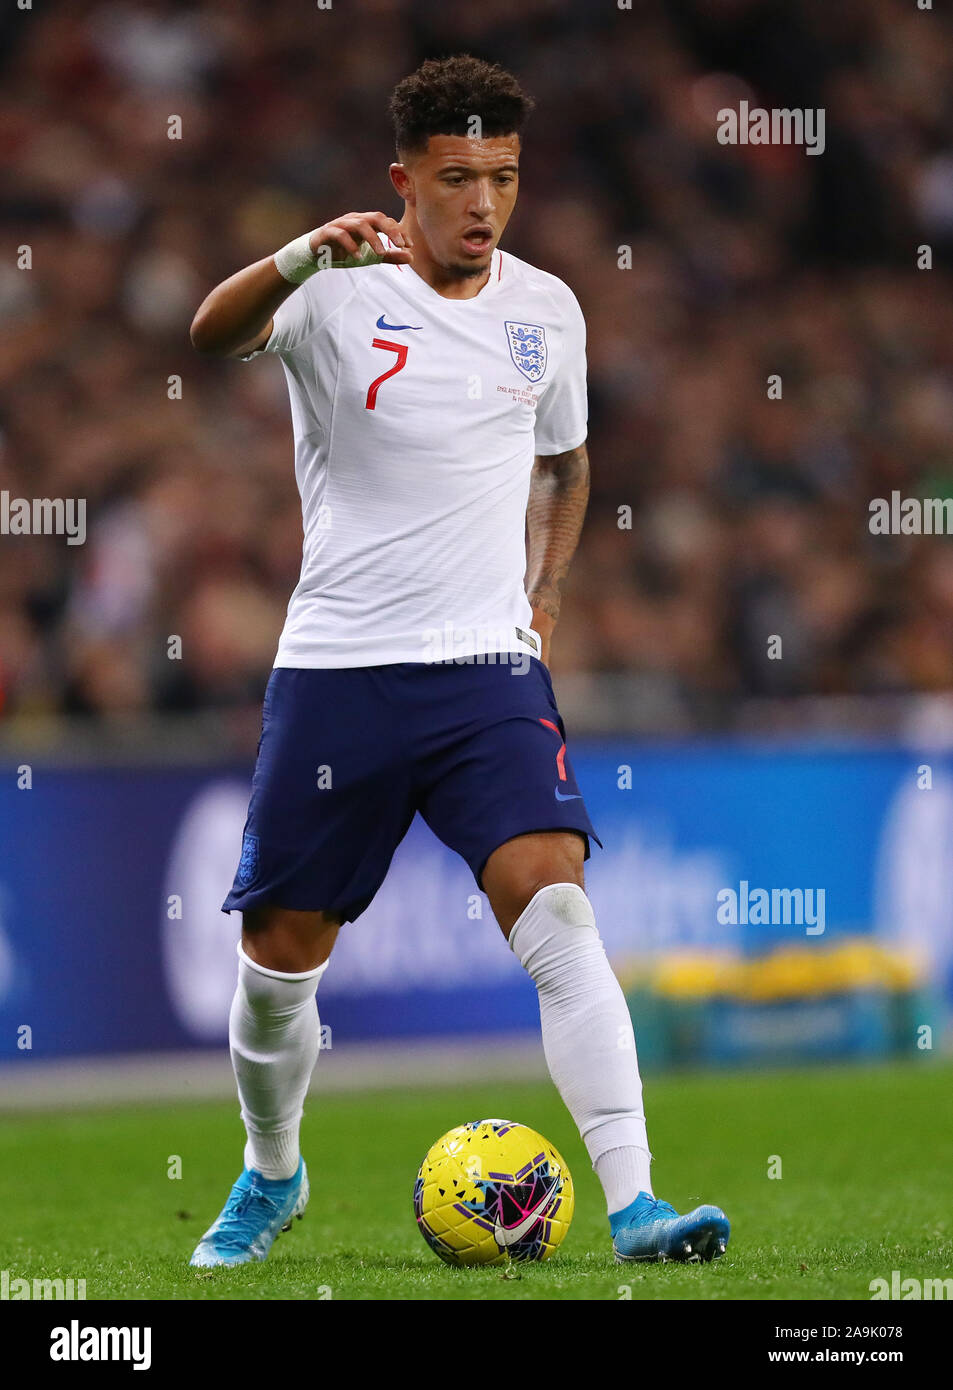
[540,716,582,800]
[236,832,260,887]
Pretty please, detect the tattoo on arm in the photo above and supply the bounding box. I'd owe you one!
[525,443,590,622]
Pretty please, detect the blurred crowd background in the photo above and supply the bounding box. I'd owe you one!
[3,0,953,732]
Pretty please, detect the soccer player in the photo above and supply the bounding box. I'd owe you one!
[188,55,729,1268]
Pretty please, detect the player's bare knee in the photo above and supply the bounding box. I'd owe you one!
[242,904,340,974]
[495,875,589,940]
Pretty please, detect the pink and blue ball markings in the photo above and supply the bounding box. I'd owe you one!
[415,1158,563,1262]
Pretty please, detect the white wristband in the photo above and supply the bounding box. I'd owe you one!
[273,233,320,284]
[274,232,385,282]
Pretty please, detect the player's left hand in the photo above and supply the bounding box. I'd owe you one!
[308,212,413,269]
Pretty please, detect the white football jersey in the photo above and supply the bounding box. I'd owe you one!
[248,240,588,667]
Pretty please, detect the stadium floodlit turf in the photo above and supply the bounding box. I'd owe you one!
[1,1059,950,1301]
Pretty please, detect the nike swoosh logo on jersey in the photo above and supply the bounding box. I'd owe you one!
[554,787,582,801]
[493,1179,561,1247]
[375,315,423,331]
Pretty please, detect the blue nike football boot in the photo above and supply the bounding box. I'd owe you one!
[611,1191,729,1263]
[189,1158,309,1267]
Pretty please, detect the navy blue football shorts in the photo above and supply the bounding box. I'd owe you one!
[222,657,601,924]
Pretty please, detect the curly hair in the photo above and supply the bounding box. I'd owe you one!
[389,54,535,155]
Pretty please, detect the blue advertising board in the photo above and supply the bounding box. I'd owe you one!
[0,742,950,1059]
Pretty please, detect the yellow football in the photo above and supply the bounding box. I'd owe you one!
[414,1118,574,1266]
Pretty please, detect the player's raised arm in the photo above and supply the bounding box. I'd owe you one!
[189,212,414,358]
[525,442,590,665]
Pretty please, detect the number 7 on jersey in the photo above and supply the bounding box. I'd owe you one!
[365,338,409,410]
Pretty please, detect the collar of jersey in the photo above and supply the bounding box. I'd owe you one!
[381,236,504,305]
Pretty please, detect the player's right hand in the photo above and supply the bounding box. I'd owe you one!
[308,212,413,268]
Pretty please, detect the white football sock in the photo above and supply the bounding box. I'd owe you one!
[228,943,328,1181]
[594,1146,651,1214]
[509,882,653,1213]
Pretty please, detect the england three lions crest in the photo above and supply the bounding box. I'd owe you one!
[505,321,548,382]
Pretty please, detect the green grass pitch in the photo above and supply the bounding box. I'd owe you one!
[1,1058,950,1300]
